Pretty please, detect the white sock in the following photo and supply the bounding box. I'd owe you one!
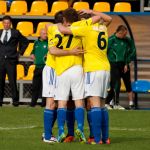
[129,100,134,106]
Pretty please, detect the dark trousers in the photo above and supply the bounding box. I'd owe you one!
[31,67,46,105]
[106,62,125,105]
[121,66,132,93]
[144,0,149,7]
[0,59,19,104]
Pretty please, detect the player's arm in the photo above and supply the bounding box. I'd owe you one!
[49,37,84,56]
[58,24,72,35]
[58,24,88,37]
[49,46,84,56]
[79,9,112,26]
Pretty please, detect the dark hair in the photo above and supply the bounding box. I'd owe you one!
[116,25,127,33]
[79,13,91,20]
[63,8,79,23]
[2,15,12,22]
[54,11,63,23]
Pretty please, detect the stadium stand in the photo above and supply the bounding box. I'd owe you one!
[114,2,131,12]
[23,43,34,57]
[26,1,48,16]
[16,64,25,80]
[32,22,52,37]
[0,1,7,15]
[132,80,150,93]
[120,79,126,92]
[73,2,89,11]
[5,1,27,15]
[16,21,33,36]
[0,21,3,29]
[93,2,110,12]
[23,65,35,80]
[47,1,68,16]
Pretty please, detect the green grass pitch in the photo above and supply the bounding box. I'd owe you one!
[0,107,150,150]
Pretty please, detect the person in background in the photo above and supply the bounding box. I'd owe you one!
[30,28,47,107]
[106,25,136,110]
[0,15,29,107]
[7,0,13,9]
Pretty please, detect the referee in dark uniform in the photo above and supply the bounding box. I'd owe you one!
[0,16,29,107]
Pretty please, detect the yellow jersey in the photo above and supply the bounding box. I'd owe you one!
[71,18,110,72]
[46,24,60,69]
[49,27,83,76]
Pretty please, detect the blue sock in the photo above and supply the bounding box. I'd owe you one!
[57,108,67,136]
[75,107,84,132]
[101,107,109,142]
[66,109,75,136]
[44,109,54,140]
[87,110,93,137]
[91,107,102,143]
[52,109,57,128]
[51,109,57,135]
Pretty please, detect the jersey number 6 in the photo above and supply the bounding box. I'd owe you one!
[97,32,107,50]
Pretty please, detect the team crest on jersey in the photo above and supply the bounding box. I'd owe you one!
[43,45,47,48]
[49,41,54,45]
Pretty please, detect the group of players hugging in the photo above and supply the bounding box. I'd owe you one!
[42,8,112,145]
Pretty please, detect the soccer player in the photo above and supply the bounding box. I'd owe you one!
[48,8,87,143]
[58,9,112,144]
[42,11,81,143]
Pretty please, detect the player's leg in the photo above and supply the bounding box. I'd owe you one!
[100,71,110,144]
[105,63,116,107]
[55,70,70,142]
[64,98,75,142]
[101,100,110,144]
[71,65,86,142]
[85,71,102,144]
[85,99,94,142]
[89,96,102,144]
[42,66,57,143]
[57,100,67,142]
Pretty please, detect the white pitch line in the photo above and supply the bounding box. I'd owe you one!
[0,125,37,130]
[0,126,149,132]
[83,127,149,132]
[110,127,148,132]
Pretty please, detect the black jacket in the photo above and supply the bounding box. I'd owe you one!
[0,29,29,61]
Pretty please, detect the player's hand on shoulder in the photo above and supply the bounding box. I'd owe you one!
[70,47,84,55]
